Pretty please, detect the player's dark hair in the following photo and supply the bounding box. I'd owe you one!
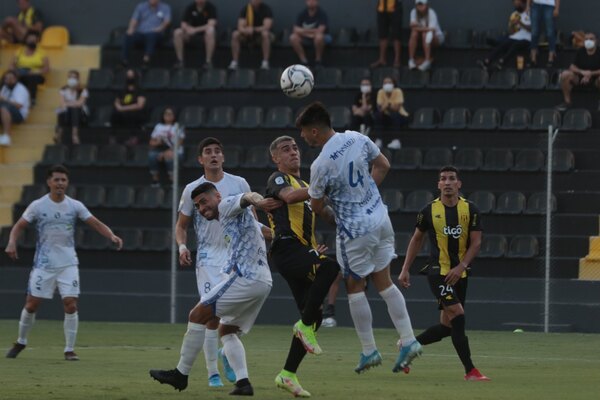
[439,165,460,178]
[46,164,70,178]
[197,137,223,156]
[295,102,332,130]
[191,182,217,199]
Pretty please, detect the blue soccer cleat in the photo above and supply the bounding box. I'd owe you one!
[393,340,423,373]
[354,350,382,374]
[218,348,236,383]
[208,373,224,387]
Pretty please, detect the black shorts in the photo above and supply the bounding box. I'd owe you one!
[426,266,468,310]
[377,8,403,40]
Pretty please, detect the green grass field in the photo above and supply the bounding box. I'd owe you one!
[1,320,599,400]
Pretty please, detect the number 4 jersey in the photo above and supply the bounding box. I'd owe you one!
[308,130,388,239]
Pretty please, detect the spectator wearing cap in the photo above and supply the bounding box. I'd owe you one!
[408,0,444,71]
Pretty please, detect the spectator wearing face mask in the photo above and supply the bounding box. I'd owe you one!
[351,78,375,135]
[556,32,600,111]
[10,30,48,103]
[0,70,30,147]
[375,76,410,136]
[55,70,89,145]
[111,69,147,129]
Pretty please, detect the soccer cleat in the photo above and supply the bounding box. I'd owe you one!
[393,340,423,373]
[149,368,188,391]
[321,317,337,328]
[293,321,322,355]
[64,351,80,361]
[6,343,26,359]
[219,348,237,383]
[465,368,491,381]
[230,381,254,396]
[275,371,311,398]
[209,373,224,387]
[354,350,382,373]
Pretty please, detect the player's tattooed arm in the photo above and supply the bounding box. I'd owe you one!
[310,197,336,226]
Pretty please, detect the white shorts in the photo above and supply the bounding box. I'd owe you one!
[196,265,228,297]
[28,266,80,299]
[201,274,271,334]
[336,216,396,279]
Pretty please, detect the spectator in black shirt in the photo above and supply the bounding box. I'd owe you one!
[173,0,217,69]
[289,0,331,68]
[111,69,147,130]
[228,0,274,70]
[557,32,600,111]
[351,78,375,135]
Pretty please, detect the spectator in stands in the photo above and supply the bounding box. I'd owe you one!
[0,0,43,44]
[228,0,274,70]
[173,0,217,69]
[111,69,147,130]
[557,32,600,111]
[121,0,172,68]
[528,0,559,68]
[55,70,89,145]
[371,0,403,68]
[408,0,444,71]
[289,0,331,68]
[0,70,30,147]
[10,30,48,103]
[478,0,531,70]
[375,76,410,139]
[351,78,375,135]
[148,106,184,187]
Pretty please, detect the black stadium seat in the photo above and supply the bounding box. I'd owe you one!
[525,192,557,215]
[105,186,135,208]
[507,235,539,258]
[454,148,483,171]
[141,229,172,251]
[135,186,165,209]
[234,106,263,128]
[469,108,500,130]
[479,235,507,258]
[68,144,97,166]
[40,144,68,166]
[96,144,126,167]
[530,109,561,131]
[169,68,198,90]
[381,189,404,213]
[548,149,575,172]
[88,105,113,128]
[264,106,293,128]
[409,108,440,129]
[395,233,411,256]
[341,67,370,88]
[518,68,548,90]
[199,69,227,89]
[486,69,518,90]
[146,105,170,128]
[468,191,495,214]
[113,228,143,251]
[316,68,342,89]
[428,67,459,89]
[457,68,488,89]
[226,69,255,89]
[446,28,474,48]
[335,27,358,47]
[126,145,150,167]
[391,147,422,170]
[255,68,283,89]
[495,191,526,214]
[482,148,513,171]
[404,190,434,212]
[399,67,428,88]
[329,106,351,129]
[205,106,234,128]
[513,149,544,172]
[301,147,321,168]
[18,185,47,206]
[77,228,110,250]
[179,105,205,129]
[422,147,453,170]
[141,68,169,90]
[500,108,531,130]
[76,185,106,208]
[371,67,400,87]
[561,109,592,131]
[242,146,270,168]
[440,107,470,130]
[223,146,243,169]
[87,68,113,90]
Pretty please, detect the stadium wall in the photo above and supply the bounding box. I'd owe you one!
[0,0,597,45]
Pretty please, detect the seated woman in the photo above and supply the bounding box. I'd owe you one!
[55,70,88,145]
[11,30,49,103]
[351,78,375,136]
[148,106,184,187]
[408,0,444,71]
[111,68,147,130]
[375,76,410,131]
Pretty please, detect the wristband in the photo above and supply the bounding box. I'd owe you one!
[178,244,188,254]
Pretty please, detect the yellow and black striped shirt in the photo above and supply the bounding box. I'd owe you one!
[416,197,482,277]
[266,171,316,248]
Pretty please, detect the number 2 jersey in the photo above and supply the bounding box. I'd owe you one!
[308,130,388,239]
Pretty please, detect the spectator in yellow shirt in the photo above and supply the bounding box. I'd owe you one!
[375,76,410,130]
[11,30,49,103]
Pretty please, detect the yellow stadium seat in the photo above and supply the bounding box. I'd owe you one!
[40,26,70,49]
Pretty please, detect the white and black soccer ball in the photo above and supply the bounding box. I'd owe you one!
[280,64,314,98]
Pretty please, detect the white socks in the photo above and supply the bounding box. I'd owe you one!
[379,285,416,343]
[63,312,79,352]
[348,292,377,354]
[176,322,206,375]
[203,328,219,377]
[17,308,35,345]
[221,333,248,381]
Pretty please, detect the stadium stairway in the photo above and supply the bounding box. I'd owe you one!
[0,46,99,227]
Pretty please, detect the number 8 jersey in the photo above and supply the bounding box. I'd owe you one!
[308,130,388,239]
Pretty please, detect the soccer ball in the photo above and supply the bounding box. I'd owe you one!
[280,64,314,98]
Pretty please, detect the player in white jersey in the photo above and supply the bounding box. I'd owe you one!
[152,182,272,396]
[4,165,123,361]
[297,102,422,374]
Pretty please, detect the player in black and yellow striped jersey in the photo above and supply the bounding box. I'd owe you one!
[266,136,339,397]
[399,166,490,381]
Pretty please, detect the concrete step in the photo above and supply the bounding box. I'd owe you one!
[0,204,14,227]
[0,186,22,204]
[1,146,44,163]
[579,258,600,280]
[11,125,54,146]
[26,110,56,125]
[0,164,33,185]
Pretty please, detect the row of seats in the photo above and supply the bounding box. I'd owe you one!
[39,144,575,173]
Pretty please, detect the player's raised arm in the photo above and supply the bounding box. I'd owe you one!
[84,216,123,250]
[4,218,29,260]
[399,228,427,288]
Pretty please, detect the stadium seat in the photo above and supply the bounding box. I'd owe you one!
[422,147,453,170]
[76,185,106,208]
[96,144,127,167]
[547,149,575,172]
[105,186,135,208]
[68,144,97,166]
[21,228,37,249]
[479,235,507,258]
[372,67,400,87]
[440,107,470,130]
[329,106,351,129]
[198,69,227,89]
[87,69,113,90]
[468,108,500,130]
[223,146,243,169]
[141,229,172,251]
[404,190,434,212]
[184,146,200,168]
[500,108,531,130]
[391,147,422,170]
[341,67,370,89]
[482,148,513,171]
[40,26,69,49]
[161,187,175,210]
[513,149,544,172]
[242,146,270,168]
[113,228,143,251]
[486,68,518,89]
[169,68,198,90]
[88,105,113,128]
[18,185,47,206]
[40,144,68,166]
[381,189,404,212]
[226,69,255,89]
[76,228,110,250]
[409,108,440,129]
[428,67,459,89]
[395,233,411,256]
[255,68,283,89]
[468,190,495,214]
[335,27,358,47]
[0,227,13,249]
[205,106,234,128]
[146,105,170,128]
[234,106,263,128]
[518,68,548,90]
[561,108,592,131]
[315,68,342,89]
[454,148,483,171]
[111,68,130,90]
[135,186,165,208]
[141,68,170,90]
[264,106,293,128]
[301,147,321,168]
[525,192,557,215]
[495,191,526,214]
[126,145,150,167]
[457,68,488,89]
[399,67,428,89]
[178,105,205,129]
[530,109,561,131]
[446,28,474,48]
[507,235,539,258]
[107,26,127,46]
